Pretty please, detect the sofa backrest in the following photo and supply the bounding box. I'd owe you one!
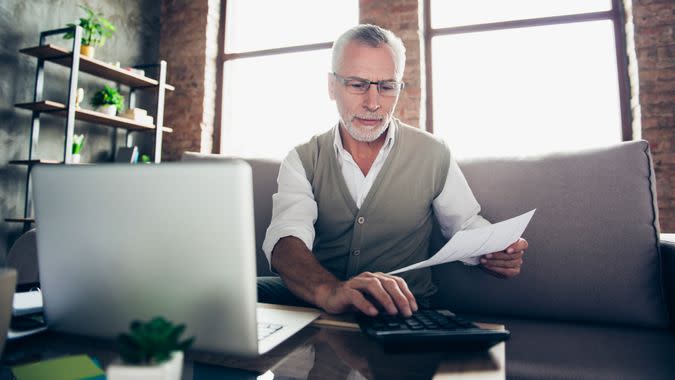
[432,140,668,328]
[188,140,669,328]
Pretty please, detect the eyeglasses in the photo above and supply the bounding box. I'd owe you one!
[332,72,404,97]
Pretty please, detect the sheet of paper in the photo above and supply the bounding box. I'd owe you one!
[13,289,43,316]
[389,209,535,275]
[8,326,47,340]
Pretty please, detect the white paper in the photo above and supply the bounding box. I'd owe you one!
[389,209,535,275]
[8,326,47,340]
[13,289,43,316]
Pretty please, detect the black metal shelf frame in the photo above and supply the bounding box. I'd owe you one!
[10,25,170,232]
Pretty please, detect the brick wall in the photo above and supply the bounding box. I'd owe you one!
[360,0,424,129]
[632,0,675,231]
[160,0,220,161]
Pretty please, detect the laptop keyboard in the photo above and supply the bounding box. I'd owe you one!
[257,322,283,341]
[357,309,510,349]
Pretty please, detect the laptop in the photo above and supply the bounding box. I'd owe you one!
[32,161,320,356]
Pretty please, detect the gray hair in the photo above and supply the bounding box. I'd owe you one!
[331,24,406,81]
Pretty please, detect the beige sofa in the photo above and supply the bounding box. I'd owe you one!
[187,139,675,379]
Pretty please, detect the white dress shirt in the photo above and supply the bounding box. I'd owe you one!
[262,122,490,269]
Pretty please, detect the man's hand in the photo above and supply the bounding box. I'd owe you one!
[480,238,528,278]
[315,272,418,317]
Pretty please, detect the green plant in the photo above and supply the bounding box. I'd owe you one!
[72,134,85,154]
[140,154,151,163]
[116,317,194,365]
[91,85,124,112]
[63,5,116,47]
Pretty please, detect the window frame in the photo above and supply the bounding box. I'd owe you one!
[215,1,344,154]
[422,0,632,141]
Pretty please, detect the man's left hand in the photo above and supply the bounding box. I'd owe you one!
[480,238,528,278]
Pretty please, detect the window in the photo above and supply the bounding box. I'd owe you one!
[220,1,358,159]
[426,0,629,159]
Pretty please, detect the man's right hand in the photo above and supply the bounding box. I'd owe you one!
[315,272,418,317]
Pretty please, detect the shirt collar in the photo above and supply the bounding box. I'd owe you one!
[332,119,397,157]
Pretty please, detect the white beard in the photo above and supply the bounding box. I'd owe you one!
[342,116,389,142]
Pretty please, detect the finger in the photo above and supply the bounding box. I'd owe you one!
[480,257,523,268]
[483,251,524,261]
[506,238,528,253]
[348,289,378,316]
[483,264,520,278]
[375,274,413,316]
[386,275,418,312]
[351,277,397,314]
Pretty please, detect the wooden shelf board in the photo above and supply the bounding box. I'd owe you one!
[20,44,174,91]
[9,159,62,165]
[15,101,172,133]
[15,99,65,112]
[5,218,35,223]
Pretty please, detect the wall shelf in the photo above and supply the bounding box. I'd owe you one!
[15,101,173,133]
[7,25,174,232]
[9,159,62,165]
[4,218,35,224]
[20,44,175,91]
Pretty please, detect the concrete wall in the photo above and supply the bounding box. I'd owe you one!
[0,0,160,261]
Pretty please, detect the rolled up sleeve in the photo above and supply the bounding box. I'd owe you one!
[432,154,491,265]
[262,149,318,270]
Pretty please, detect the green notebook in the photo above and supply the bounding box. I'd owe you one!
[12,354,105,380]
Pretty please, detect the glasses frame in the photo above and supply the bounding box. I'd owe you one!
[332,72,405,97]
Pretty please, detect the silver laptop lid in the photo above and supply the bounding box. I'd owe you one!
[32,162,259,356]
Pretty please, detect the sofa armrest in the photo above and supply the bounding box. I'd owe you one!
[661,234,675,328]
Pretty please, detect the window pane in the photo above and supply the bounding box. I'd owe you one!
[431,21,621,159]
[431,0,612,28]
[221,50,337,159]
[225,0,358,53]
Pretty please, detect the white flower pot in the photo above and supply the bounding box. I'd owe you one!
[97,104,117,116]
[72,153,81,164]
[106,351,183,380]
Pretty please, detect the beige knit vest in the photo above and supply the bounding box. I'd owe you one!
[296,120,451,298]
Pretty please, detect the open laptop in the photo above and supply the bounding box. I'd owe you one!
[32,161,320,356]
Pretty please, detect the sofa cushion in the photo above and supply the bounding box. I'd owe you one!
[433,140,668,328]
[247,159,281,277]
[467,315,675,380]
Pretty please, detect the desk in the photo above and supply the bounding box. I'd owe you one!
[1,305,505,380]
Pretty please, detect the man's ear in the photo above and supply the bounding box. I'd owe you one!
[328,73,336,101]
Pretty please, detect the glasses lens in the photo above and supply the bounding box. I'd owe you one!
[378,81,401,97]
[344,79,370,94]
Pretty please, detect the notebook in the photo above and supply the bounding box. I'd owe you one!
[32,161,319,356]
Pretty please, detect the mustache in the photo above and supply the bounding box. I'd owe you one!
[352,113,384,121]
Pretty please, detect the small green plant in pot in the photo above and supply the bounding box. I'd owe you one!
[91,85,123,116]
[107,317,194,380]
[63,4,116,58]
[71,134,85,163]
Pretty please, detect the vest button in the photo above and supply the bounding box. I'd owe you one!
[357,216,365,224]
[353,249,361,256]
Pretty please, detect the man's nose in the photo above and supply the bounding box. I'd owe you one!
[363,84,380,111]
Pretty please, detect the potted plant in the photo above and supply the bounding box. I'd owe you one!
[63,4,116,58]
[91,85,124,116]
[71,134,85,163]
[106,317,194,380]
